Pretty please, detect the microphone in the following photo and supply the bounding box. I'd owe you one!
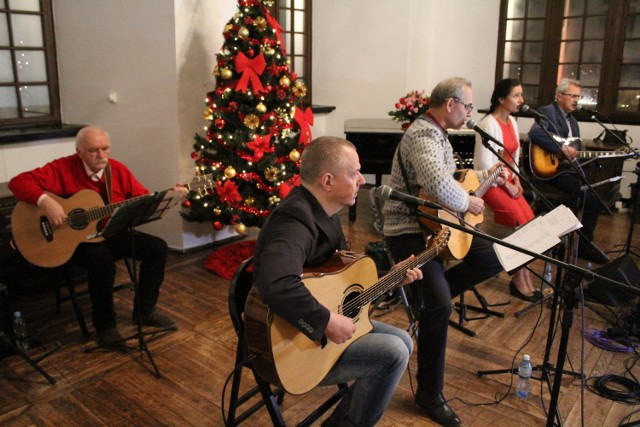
[466,119,504,147]
[521,104,547,119]
[376,185,441,209]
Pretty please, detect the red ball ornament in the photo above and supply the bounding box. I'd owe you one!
[191,151,199,160]
[215,118,226,129]
[213,221,223,231]
[181,200,191,208]
[247,49,255,57]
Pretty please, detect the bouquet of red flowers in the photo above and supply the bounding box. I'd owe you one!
[388,90,430,125]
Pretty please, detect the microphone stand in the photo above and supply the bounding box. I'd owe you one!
[587,112,640,158]
[413,204,634,427]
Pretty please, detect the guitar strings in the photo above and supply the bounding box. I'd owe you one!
[338,239,444,318]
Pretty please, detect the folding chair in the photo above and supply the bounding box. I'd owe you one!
[226,257,348,426]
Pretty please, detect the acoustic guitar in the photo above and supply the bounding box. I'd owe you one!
[418,166,503,260]
[244,228,450,395]
[529,139,631,180]
[10,174,213,268]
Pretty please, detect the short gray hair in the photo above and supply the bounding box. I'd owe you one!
[75,125,109,148]
[429,77,472,108]
[300,136,355,184]
[556,78,581,96]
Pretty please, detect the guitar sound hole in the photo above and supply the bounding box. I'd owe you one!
[341,287,363,320]
[67,208,89,230]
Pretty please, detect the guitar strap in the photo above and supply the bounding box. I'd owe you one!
[104,163,112,204]
[396,140,437,237]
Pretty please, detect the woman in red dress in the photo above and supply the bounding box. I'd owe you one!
[474,78,540,301]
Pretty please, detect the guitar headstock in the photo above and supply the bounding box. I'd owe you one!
[434,228,451,252]
[186,174,215,196]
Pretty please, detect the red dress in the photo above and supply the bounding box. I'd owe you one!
[482,120,534,228]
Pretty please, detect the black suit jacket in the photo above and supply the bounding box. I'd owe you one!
[528,102,581,153]
[253,185,347,341]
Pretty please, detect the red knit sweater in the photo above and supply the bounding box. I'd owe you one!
[8,154,148,205]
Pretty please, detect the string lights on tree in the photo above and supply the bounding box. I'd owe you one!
[181,0,313,233]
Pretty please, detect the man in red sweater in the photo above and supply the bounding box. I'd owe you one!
[9,126,184,347]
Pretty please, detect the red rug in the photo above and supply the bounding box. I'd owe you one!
[204,240,256,280]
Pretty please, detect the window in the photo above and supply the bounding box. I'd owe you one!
[0,0,59,129]
[496,0,640,124]
[267,0,312,106]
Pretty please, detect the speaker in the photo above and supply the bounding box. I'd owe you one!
[588,255,640,306]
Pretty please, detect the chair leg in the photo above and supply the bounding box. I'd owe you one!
[63,268,90,340]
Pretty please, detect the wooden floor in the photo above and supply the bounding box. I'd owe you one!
[1,186,639,426]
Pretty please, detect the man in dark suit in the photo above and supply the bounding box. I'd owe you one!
[528,78,609,264]
[253,136,423,427]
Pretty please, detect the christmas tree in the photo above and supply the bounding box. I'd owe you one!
[181,0,313,234]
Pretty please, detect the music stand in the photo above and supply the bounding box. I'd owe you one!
[86,191,180,378]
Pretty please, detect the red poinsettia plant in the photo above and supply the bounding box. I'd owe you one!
[388,90,430,126]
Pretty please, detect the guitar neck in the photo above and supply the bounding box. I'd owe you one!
[355,234,446,308]
[475,166,502,198]
[84,194,151,223]
[577,150,619,159]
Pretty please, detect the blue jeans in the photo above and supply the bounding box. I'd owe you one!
[318,320,413,427]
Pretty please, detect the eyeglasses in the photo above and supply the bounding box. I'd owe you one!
[561,93,584,100]
[451,97,474,112]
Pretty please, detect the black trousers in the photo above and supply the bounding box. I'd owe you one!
[71,231,168,333]
[387,232,503,397]
[548,173,600,242]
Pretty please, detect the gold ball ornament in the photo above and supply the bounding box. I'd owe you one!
[223,23,233,34]
[235,223,247,235]
[213,208,222,216]
[203,108,213,120]
[265,48,275,57]
[256,102,267,114]
[238,26,250,39]
[279,76,291,87]
[220,68,233,80]
[224,166,237,179]
[289,149,300,162]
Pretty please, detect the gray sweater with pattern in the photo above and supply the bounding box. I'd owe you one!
[383,114,471,237]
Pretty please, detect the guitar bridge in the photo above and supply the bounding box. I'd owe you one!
[39,216,54,242]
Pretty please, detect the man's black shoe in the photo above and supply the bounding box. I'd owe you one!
[133,309,177,330]
[96,327,125,349]
[415,391,461,426]
[578,243,610,264]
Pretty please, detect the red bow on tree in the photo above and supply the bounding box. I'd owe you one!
[294,107,314,145]
[235,52,266,94]
[216,180,244,204]
[263,7,287,56]
[246,134,274,161]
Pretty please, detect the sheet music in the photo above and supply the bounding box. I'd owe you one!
[493,204,582,272]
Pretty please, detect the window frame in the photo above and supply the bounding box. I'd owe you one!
[0,0,61,129]
[496,0,640,125]
[268,0,312,106]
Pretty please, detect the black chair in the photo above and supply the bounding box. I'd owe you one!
[226,256,348,426]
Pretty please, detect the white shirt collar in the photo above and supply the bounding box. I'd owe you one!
[83,162,105,182]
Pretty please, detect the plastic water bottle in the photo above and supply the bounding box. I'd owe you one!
[516,354,532,398]
[542,264,553,295]
[12,311,28,352]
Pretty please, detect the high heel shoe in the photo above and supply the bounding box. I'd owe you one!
[509,281,541,302]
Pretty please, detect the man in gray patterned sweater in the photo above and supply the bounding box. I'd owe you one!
[384,77,504,427]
